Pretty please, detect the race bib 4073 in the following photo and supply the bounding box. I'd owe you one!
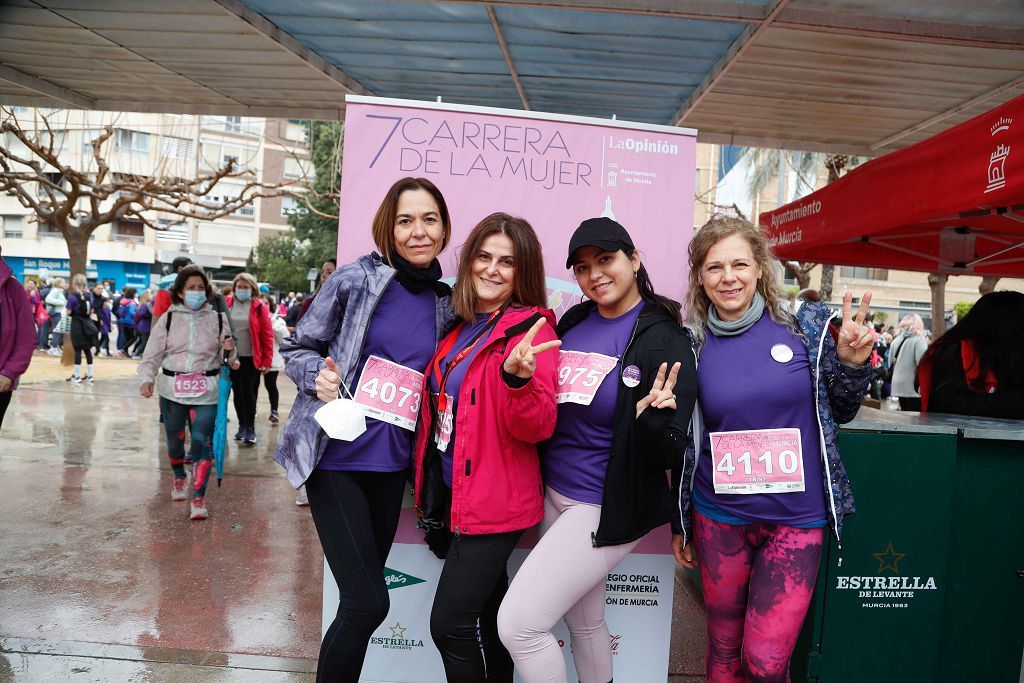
[353,356,424,432]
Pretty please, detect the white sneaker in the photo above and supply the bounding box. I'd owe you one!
[295,486,309,506]
[190,498,209,520]
[66,375,81,384]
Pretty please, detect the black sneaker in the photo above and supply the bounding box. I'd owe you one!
[66,375,81,384]
[269,410,280,424]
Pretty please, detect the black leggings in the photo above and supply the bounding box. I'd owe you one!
[431,530,522,683]
[74,347,93,365]
[306,469,407,683]
[0,391,11,429]
[899,396,922,412]
[254,370,280,412]
[229,356,260,429]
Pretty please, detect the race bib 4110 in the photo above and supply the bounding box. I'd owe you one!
[710,428,805,495]
[353,356,424,431]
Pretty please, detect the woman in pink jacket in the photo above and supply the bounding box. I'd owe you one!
[414,213,560,682]
[227,272,274,446]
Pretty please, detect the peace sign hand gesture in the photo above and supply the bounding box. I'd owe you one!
[636,362,681,418]
[837,291,874,366]
[503,317,561,379]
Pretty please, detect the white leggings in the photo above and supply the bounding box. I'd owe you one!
[497,487,639,683]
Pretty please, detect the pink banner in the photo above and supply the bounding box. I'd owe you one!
[337,97,697,314]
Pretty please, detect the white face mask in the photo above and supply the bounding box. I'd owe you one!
[314,397,366,441]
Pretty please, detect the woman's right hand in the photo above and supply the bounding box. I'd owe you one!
[316,356,342,402]
[672,533,697,569]
[140,382,154,399]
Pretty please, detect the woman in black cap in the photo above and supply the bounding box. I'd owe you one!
[498,217,697,683]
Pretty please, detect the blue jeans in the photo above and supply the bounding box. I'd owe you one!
[160,398,217,499]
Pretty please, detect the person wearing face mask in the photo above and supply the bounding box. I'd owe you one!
[138,265,237,520]
[497,217,697,683]
[227,272,274,446]
[414,213,559,683]
[276,177,456,682]
[675,215,874,682]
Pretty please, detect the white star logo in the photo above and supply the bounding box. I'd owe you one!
[389,622,407,639]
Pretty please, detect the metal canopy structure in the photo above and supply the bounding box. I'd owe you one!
[1,0,1023,155]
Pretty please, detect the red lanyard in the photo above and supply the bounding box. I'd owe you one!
[431,309,502,412]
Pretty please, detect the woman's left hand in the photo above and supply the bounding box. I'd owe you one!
[636,361,681,417]
[836,291,874,366]
[221,337,235,352]
[503,317,561,379]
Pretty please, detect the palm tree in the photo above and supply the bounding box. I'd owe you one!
[742,149,862,300]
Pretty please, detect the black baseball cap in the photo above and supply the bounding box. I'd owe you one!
[565,217,635,269]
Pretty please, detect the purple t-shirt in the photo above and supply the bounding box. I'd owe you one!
[427,312,493,487]
[318,280,437,472]
[542,304,643,505]
[694,312,827,526]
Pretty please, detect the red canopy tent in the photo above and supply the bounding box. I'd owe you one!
[761,93,1024,277]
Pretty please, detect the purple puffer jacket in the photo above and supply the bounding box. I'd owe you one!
[274,253,457,489]
[0,257,37,390]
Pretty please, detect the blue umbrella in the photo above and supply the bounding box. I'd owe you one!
[213,363,232,486]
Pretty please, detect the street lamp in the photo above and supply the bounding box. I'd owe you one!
[307,268,318,293]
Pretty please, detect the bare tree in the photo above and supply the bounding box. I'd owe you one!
[0,108,301,278]
[781,260,817,290]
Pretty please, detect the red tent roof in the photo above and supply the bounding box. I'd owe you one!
[760,94,1024,277]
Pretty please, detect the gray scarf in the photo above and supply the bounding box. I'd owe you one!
[707,291,765,337]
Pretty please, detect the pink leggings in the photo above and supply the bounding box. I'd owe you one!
[694,511,824,683]
[498,487,639,683]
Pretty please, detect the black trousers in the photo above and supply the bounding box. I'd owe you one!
[306,469,407,683]
[0,391,11,429]
[431,530,522,683]
[254,370,280,412]
[899,396,922,412]
[229,356,260,429]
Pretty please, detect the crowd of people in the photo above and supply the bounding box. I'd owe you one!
[1,175,1022,682]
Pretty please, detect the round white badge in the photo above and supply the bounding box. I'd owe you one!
[771,344,794,363]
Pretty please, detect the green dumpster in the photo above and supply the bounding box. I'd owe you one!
[791,408,1024,683]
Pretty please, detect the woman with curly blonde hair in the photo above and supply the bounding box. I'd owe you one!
[675,214,875,681]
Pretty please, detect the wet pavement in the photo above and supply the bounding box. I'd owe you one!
[0,368,706,681]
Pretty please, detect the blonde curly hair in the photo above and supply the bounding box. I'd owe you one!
[685,214,797,345]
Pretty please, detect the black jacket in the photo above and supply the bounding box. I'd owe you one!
[556,300,697,547]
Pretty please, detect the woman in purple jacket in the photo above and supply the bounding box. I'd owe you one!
[276,177,457,682]
[0,245,37,428]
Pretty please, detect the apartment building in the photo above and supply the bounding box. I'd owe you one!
[0,107,310,289]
